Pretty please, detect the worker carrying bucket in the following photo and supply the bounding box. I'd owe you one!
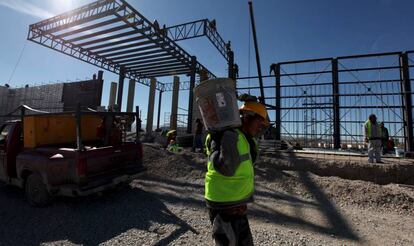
[195,78,269,245]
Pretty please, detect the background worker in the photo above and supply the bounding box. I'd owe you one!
[205,98,269,245]
[192,118,204,152]
[165,129,177,149]
[380,122,389,155]
[364,114,383,163]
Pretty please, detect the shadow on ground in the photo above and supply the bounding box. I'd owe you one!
[0,183,196,246]
[251,151,360,241]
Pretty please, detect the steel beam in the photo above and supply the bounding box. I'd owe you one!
[271,63,281,141]
[136,68,191,78]
[87,35,152,51]
[399,52,414,152]
[104,45,162,58]
[118,54,174,66]
[112,49,171,63]
[156,90,163,129]
[67,23,141,43]
[78,29,153,47]
[187,56,197,134]
[95,39,158,54]
[228,50,235,79]
[117,66,126,111]
[125,60,184,71]
[332,58,341,149]
[35,1,122,33]
[58,15,136,38]
[131,64,188,74]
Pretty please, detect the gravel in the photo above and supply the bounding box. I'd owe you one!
[0,145,412,245]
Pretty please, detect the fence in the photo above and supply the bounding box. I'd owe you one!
[237,51,414,154]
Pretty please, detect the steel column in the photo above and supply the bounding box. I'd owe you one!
[399,52,414,152]
[228,50,235,79]
[272,64,281,141]
[116,66,125,111]
[332,58,341,149]
[156,90,163,129]
[187,56,197,134]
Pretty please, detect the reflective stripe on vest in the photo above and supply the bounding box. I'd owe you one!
[204,129,255,203]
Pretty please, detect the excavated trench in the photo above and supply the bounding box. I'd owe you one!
[260,152,414,185]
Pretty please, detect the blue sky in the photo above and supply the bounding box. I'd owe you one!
[1,0,414,126]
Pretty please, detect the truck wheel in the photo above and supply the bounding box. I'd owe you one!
[25,174,51,207]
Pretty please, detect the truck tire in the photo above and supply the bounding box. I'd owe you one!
[25,173,51,207]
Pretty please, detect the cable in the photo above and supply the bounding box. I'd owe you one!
[8,40,27,85]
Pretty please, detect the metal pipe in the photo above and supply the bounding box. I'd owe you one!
[248,0,265,104]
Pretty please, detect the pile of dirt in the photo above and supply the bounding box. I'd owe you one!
[316,177,414,213]
[143,145,206,180]
[260,154,414,185]
[142,145,414,214]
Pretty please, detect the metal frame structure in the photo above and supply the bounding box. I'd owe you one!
[237,50,414,152]
[27,0,215,91]
[27,0,239,132]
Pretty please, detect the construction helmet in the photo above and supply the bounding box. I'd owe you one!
[239,101,269,125]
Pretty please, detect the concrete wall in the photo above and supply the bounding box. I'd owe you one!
[0,72,104,125]
[62,79,103,111]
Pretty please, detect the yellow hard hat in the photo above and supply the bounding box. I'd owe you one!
[240,101,269,125]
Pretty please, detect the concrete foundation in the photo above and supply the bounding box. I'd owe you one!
[126,79,135,112]
[108,82,117,108]
[146,78,157,133]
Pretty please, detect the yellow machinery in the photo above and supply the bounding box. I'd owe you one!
[24,114,101,148]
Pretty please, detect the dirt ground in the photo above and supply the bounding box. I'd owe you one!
[0,145,413,245]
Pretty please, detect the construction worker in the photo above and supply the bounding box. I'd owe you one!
[192,118,204,152]
[364,114,383,163]
[380,122,389,155]
[167,139,179,153]
[205,98,269,245]
[165,129,177,149]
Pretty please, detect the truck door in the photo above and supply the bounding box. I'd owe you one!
[0,124,11,180]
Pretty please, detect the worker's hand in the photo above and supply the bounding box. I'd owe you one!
[365,137,369,143]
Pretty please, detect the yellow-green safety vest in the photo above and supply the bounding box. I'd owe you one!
[204,129,256,203]
[365,120,379,138]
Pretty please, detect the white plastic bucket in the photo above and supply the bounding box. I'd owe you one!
[395,147,404,157]
[194,78,241,131]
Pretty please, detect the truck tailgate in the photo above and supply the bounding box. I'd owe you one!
[80,143,142,179]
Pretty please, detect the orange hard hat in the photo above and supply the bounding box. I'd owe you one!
[239,101,269,125]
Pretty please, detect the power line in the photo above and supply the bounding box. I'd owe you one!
[7,40,27,85]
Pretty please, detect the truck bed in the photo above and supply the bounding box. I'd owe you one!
[16,142,144,194]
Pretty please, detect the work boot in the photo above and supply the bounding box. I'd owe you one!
[368,159,374,163]
[376,160,384,164]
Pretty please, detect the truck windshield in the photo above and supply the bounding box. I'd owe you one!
[0,124,12,142]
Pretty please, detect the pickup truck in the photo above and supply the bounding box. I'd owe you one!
[0,107,144,206]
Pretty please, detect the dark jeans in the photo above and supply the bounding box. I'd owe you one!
[209,205,254,246]
[192,134,203,152]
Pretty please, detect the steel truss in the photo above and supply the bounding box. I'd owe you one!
[165,19,230,62]
[28,0,215,91]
